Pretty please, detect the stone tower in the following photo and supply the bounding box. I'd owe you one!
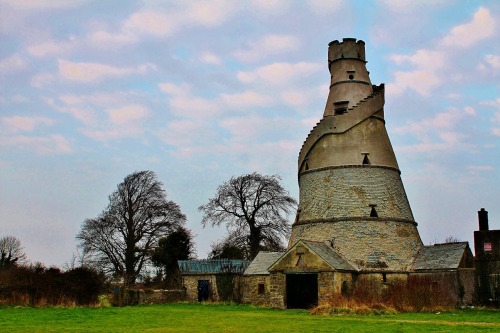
[289,38,423,271]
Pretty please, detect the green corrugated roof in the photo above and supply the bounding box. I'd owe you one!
[178,259,250,274]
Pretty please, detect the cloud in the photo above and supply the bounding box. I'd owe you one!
[393,107,475,153]
[159,82,276,117]
[307,0,343,13]
[386,7,498,96]
[93,1,237,46]
[237,62,321,86]
[108,105,150,125]
[0,134,72,155]
[466,165,494,172]
[478,54,500,72]
[26,39,75,57]
[123,11,177,37]
[0,54,28,74]
[1,116,54,133]
[2,0,85,10]
[233,35,300,62]
[442,7,496,48]
[200,52,222,66]
[219,91,273,109]
[58,59,156,83]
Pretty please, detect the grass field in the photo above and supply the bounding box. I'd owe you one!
[0,303,499,332]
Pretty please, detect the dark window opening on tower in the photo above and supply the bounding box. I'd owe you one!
[334,101,349,115]
[348,71,355,80]
[370,205,378,218]
[382,273,387,283]
[335,108,346,115]
[305,162,309,170]
[362,153,371,165]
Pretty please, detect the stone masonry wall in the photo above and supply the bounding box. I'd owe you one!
[290,220,422,271]
[269,272,286,309]
[242,275,271,306]
[182,275,219,302]
[297,167,414,221]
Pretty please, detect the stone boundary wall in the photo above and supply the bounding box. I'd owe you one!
[111,288,186,306]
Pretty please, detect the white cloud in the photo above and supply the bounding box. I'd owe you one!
[467,165,494,172]
[478,54,500,72]
[159,82,276,117]
[0,134,72,155]
[1,116,54,133]
[2,0,85,10]
[307,0,343,13]
[31,73,56,88]
[0,54,27,74]
[237,62,321,86]
[387,70,441,96]
[387,49,446,96]
[200,52,222,65]
[58,59,156,83]
[442,7,496,48]
[26,39,74,57]
[233,35,300,62]
[250,0,289,12]
[108,105,150,125]
[123,11,177,37]
[393,107,475,153]
[88,30,137,46]
[219,91,273,109]
[96,1,237,46]
[389,49,445,70]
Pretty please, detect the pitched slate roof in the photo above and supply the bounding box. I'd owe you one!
[411,242,468,271]
[243,252,283,275]
[178,259,250,274]
[300,240,356,271]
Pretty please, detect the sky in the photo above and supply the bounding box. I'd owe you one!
[1,0,499,267]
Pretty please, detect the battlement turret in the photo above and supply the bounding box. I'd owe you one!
[324,38,373,117]
[328,38,366,63]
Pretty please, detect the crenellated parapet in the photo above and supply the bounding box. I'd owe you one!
[328,38,367,65]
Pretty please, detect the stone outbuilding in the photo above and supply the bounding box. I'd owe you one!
[178,259,250,302]
[411,242,476,304]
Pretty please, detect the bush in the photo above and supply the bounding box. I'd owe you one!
[0,265,106,306]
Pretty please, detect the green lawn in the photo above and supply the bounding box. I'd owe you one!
[0,303,499,332]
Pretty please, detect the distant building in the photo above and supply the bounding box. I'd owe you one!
[474,208,500,305]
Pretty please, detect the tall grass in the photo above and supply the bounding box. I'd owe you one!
[313,275,460,315]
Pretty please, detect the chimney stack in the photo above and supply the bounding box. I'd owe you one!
[478,208,489,231]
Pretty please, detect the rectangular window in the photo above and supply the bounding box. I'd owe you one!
[258,283,265,294]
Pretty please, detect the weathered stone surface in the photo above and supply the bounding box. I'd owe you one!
[296,167,415,222]
[290,220,421,271]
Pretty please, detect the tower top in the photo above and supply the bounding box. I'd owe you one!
[328,38,366,63]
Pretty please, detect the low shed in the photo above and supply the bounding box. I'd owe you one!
[178,259,250,302]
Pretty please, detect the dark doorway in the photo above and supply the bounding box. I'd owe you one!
[286,273,318,309]
[197,280,209,302]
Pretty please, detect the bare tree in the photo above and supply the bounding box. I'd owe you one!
[0,235,27,267]
[444,236,461,243]
[77,171,186,285]
[199,172,297,259]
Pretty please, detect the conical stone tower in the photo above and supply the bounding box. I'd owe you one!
[289,38,423,271]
